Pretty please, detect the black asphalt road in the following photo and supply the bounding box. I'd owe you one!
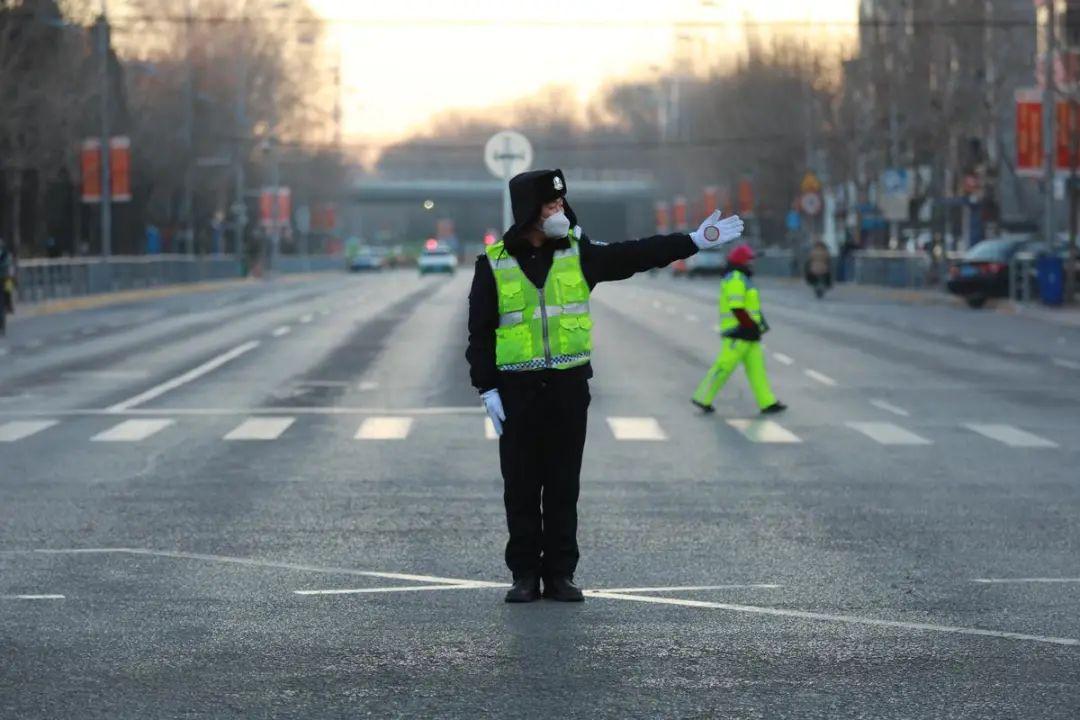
[1,269,1078,718]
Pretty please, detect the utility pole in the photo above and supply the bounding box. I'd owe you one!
[233,11,249,260]
[1044,0,1057,250]
[98,1,112,264]
[183,0,195,257]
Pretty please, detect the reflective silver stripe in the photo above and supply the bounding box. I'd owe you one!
[498,311,524,327]
[487,253,520,270]
[531,302,589,320]
[553,246,579,260]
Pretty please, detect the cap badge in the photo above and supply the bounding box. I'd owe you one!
[553,176,564,192]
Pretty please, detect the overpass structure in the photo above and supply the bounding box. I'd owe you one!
[345,177,658,243]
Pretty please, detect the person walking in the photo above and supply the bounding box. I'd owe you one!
[467,169,743,603]
[691,243,786,415]
[0,237,12,337]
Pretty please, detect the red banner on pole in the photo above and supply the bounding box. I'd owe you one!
[109,136,132,202]
[703,186,719,216]
[655,201,670,234]
[1016,90,1043,178]
[673,196,688,230]
[81,139,102,202]
[737,178,755,216]
[260,187,291,228]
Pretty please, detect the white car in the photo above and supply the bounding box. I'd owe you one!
[418,247,458,275]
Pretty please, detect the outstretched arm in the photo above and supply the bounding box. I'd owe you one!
[579,232,697,285]
[580,211,744,286]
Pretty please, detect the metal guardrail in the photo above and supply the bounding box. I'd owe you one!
[752,250,960,289]
[14,255,244,304]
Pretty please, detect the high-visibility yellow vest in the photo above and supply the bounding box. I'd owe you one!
[486,231,592,372]
[719,269,762,334]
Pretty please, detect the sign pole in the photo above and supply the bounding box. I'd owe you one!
[1044,0,1057,248]
[484,131,534,235]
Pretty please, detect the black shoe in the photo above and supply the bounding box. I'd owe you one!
[761,402,787,415]
[691,399,715,414]
[543,576,585,602]
[504,575,541,603]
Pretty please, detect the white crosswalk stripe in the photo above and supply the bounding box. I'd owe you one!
[92,419,174,442]
[607,417,668,441]
[846,422,931,446]
[224,417,295,441]
[965,424,1057,448]
[727,419,801,444]
[355,417,413,440]
[0,420,58,442]
[0,416,1069,450]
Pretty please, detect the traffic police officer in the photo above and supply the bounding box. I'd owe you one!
[692,243,786,415]
[467,169,744,603]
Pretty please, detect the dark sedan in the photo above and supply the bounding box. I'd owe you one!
[946,236,1029,308]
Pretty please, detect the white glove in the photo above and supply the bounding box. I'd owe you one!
[481,388,506,437]
[691,211,744,250]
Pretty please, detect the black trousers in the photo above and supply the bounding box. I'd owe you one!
[498,375,590,580]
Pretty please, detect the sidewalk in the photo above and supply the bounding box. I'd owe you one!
[764,275,1080,328]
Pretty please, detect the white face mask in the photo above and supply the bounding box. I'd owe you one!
[541,211,571,239]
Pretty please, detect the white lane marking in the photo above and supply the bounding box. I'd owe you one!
[295,583,500,596]
[484,418,498,440]
[30,547,505,587]
[712,323,721,333]
[272,326,291,337]
[92,419,175,442]
[869,399,910,417]
[63,371,150,381]
[355,416,413,440]
[107,341,260,412]
[299,314,314,324]
[595,584,782,593]
[804,369,838,387]
[665,307,677,316]
[25,339,44,349]
[685,313,699,322]
[1,594,65,600]
[972,578,1080,584]
[846,422,931,446]
[772,352,794,366]
[1052,357,1080,370]
[0,420,58,442]
[727,419,801,444]
[965,423,1058,448]
[607,417,668,441]
[356,381,379,391]
[581,591,1079,647]
[224,417,295,440]
[318,309,331,317]
[651,300,662,309]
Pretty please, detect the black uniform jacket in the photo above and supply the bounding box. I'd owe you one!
[467,231,697,393]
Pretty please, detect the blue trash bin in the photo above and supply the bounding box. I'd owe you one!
[1037,255,1065,306]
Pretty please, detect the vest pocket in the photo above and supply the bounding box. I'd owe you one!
[556,315,592,355]
[555,272,589,303]
[496,324,532,365]
[498,280,526,312]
